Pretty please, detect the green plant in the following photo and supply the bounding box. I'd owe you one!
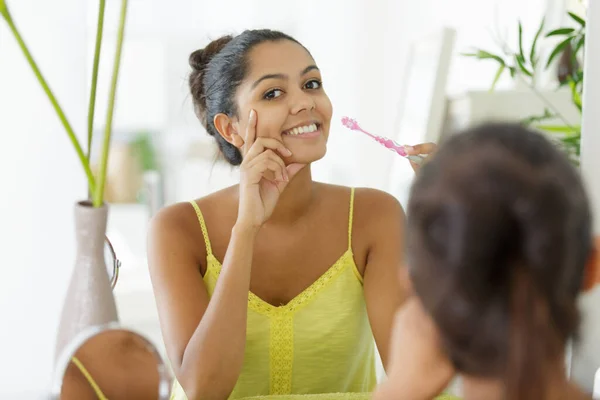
[463,9,586,165]
[130,132,160,172]
[1,0,129,206]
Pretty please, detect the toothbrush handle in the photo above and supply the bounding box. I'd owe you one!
[378,137,427,163]
[406,155,427,165]
[374,134,408,157]
[357,126,427,162]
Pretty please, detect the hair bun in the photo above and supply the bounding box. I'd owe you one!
[189,49,207,72]
[189,35,234,72]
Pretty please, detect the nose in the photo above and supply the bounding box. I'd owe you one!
[290,89,316,115]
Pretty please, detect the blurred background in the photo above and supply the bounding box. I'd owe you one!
[0,0,596,397]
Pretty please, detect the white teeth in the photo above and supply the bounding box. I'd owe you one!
[285,124,318,135]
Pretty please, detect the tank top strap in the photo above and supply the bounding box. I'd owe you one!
[348,188,355,251]
[71,357,109,400]
[189,201,214,257]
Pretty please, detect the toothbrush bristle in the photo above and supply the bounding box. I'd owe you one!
[341,116,360,130]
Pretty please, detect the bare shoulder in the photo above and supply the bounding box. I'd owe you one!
[353,187,405,229]
[315,183,405,241]
[354,187,404,216]
[150,187,237,233]
[315,183,404,223]
[147,186,238,267]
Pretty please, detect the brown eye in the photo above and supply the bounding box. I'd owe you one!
[263,89,283,100]
[304,79,322,90]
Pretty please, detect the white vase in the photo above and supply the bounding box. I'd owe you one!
[54,201,119,361]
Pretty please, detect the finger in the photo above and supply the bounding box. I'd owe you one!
[405,142,437,155]
[243,109,257,154]
[261,159,287,182]
[245,138,292,162]
[248,150,288,181]
[271,163,306,192]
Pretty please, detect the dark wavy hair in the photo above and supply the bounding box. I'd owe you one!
[407,122,593,399]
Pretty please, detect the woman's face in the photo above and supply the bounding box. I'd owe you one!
[234,40,333,164]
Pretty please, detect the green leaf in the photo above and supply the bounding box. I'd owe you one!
[521,109,556,126]
[93,0,129,207]
[534,124,581,135]
[2,0,96,191]
[490,64,505,92]
[0,0,8,18]
[546,28,575,37]
[530,17,545,67]
[515,54,533,77]
[570,79,583,112]
[568,12,586,27]
[462,49,506,65]
[574,35,585,56]
[509,66,517,78]
[518,20,526,63]
[546,37,574,68]
[87,0,107,188]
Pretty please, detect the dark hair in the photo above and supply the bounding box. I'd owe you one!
[407,122,592,399]
[188,29,306,165]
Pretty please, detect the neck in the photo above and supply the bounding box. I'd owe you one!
[266,165,316,225]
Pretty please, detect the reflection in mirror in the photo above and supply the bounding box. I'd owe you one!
[51,324,171,400]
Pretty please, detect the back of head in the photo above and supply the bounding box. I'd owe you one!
[407,122,592,399]
[188,29,305,165]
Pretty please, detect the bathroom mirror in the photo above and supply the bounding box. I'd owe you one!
[50,324,172,400]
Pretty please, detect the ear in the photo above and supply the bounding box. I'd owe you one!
[213,113,244,148]
[582,236,600,292]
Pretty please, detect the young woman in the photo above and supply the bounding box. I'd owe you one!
[147,29,433,400]
[374,122,600,400]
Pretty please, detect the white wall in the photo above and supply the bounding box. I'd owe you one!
[575,0,600,392]
[0,0,88,397]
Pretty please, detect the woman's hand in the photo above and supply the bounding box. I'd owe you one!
[373,297,455,400]
[237,110,305,229]
[406,142,437,173]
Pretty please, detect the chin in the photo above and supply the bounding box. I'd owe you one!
[288,146,327,164]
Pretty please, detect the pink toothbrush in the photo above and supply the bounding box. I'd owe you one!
[341,116,426,165]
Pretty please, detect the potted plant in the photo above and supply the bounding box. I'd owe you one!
[0,0,129,359]
[462,8,586,165]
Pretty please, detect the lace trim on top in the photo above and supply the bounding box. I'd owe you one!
[204,250,356,317]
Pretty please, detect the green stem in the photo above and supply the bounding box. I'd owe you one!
[93,0,128,207]
[3,11,96,193]
[87,0,107,198]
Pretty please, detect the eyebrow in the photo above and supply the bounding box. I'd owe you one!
[251,65,320,89]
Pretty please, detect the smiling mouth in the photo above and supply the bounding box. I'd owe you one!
[282,123,321,137]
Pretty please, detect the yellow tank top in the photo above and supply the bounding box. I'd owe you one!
[171,188,377,399]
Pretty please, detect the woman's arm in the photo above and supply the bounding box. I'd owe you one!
[356,189,410,371]
[148,111,300,400]
[372,298,455,400]
[148,204,258,400]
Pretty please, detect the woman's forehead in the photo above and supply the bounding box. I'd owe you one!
[245,40,316,80]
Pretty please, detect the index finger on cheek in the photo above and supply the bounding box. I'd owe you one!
[244,109,257,152]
